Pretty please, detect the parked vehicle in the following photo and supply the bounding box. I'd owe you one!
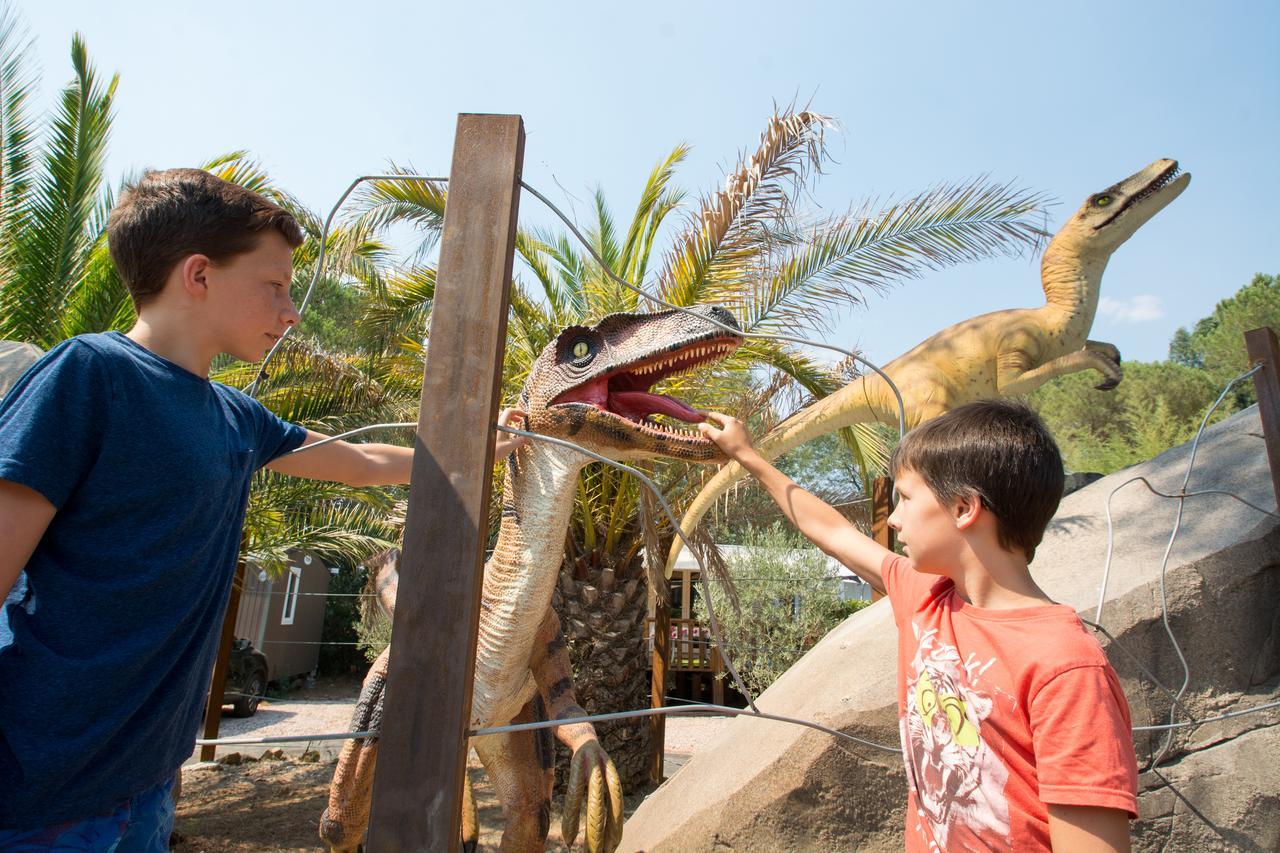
[223,638,269,717]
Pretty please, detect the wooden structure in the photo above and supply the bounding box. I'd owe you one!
[201,560,246,761]
[366,114,524,851]
[233,552,332,681]
[1246,326,1280,507]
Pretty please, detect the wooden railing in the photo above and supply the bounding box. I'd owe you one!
[647,617,722,673]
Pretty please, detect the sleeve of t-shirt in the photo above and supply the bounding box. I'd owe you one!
[246,397,308,470]
[1030,664,1139,817]
[0,339,111,509]
[880,553,935,626]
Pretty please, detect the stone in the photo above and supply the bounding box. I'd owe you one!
[622,406,1280,851]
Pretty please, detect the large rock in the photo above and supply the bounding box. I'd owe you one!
[0,340,42,398]
[623,406,1280,851]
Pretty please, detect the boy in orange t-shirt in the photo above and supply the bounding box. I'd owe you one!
[699,399,1138,851]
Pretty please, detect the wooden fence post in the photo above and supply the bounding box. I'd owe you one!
[649,582,670,784]
[365,114,524,851]
[200,559,246,761]
[1245,327,1280,509]
[870,476,895,602]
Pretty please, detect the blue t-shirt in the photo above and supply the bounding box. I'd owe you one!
[0,332,307,828]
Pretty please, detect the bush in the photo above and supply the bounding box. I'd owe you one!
[693,524,869,695]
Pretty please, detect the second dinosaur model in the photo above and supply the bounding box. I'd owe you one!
[666,158,1190,577]
[320,305,743,852]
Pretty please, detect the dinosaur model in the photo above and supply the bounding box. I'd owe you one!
[320,305,743,852]
[666,158,1190,577]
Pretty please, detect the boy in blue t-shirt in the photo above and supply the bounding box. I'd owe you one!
[0,168,525,850]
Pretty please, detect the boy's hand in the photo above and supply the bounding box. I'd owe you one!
[698,412,757,462]
[495,407,530,456]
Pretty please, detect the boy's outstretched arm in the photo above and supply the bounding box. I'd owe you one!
[1047,805,1131,852]
[0,479,56,601]
[265,408,529,486]
[699,413,891,594]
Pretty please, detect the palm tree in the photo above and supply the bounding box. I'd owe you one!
[354,107,1050,787]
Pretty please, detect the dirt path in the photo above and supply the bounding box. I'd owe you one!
[176,687,731,851]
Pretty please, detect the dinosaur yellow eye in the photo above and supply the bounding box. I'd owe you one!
[1094,195,1112,207]
[572,341,591,359]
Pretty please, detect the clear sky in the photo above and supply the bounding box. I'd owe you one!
[17,0,1280,367]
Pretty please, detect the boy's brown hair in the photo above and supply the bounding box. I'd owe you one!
[107,168,305,308]
[890,399,1064,561]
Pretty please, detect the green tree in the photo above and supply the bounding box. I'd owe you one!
[1169,272,1280,406]
[1028,361,1228,474]
[693,524,867,695]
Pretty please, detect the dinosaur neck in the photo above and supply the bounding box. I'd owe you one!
[471,440,588,719]
[1039,238,1110,340]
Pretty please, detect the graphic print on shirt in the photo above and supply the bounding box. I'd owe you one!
[902,624,1011,851]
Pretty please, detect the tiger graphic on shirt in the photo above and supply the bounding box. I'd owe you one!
[902,625,1011,851]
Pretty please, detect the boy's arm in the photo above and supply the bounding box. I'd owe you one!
[265,408,529,486]
[0,479,56,600]
[699,413,891,594]
[1047,805,1131,852]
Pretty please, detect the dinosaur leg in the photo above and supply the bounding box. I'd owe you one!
[319,645,389,852]
[996,344,1123,396]
[529,610,625,852]
[472,695,555,852]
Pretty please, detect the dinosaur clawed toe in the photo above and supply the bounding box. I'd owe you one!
[561,738,624,852]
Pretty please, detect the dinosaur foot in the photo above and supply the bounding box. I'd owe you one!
[561,738,624,853]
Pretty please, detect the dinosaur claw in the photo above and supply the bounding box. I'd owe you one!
[561,739,624,853]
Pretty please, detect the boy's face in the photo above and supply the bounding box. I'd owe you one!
[887,469,966,575]
[202,231,300,362]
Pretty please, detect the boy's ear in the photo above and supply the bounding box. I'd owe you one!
[953,491,983,531]
[180,254,212,299]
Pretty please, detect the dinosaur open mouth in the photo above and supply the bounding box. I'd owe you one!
[550,336,740,440]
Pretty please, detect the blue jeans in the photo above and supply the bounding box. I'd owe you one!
[0,778,174,852]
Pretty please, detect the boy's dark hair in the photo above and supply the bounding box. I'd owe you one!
[107,168,305,308]
[890,399,1064,561]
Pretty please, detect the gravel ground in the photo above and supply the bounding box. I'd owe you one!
[191,689,733,772]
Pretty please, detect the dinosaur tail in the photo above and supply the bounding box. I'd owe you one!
[665,374,895,577]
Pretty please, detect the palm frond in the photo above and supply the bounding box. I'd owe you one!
[0,34,116,346]
[740,177,1049,335]
[0,3,37,234]
[652,108,832,307]
[350,163,447,268]
[620,144,688,284]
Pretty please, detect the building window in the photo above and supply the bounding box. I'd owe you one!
[282,566,301,626]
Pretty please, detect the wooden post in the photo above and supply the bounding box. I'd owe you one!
[649,582,671,784]
[200,559,247,761]
[1245,327,1280,509]
[870,476,895,602]
[366,114,524,851]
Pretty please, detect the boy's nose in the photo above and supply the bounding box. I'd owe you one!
[282,303,301,327]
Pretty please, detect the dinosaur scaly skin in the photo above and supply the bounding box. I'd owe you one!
[666,159,1190,577]
[320,305,742,852]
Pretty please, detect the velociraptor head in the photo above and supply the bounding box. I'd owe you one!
[521,305,743,463]
[1052,158,1190,256]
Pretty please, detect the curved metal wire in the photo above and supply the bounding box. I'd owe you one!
[245,173,448,399]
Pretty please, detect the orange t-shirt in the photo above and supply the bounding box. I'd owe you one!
[882,554,1138,851]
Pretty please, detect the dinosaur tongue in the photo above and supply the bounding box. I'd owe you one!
[610,391,704,423]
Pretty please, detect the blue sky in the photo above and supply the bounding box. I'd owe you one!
[18,0,1279,367]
